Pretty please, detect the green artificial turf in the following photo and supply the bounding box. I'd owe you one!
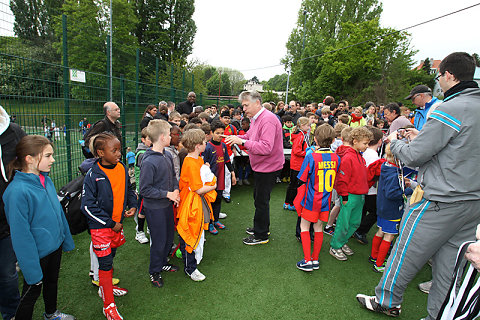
[28,183,430,319]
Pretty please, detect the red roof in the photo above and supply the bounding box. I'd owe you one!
[414,59,441,71]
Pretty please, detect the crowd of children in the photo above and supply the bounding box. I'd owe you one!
[3,97,420,320]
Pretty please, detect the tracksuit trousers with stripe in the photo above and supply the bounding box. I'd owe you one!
[375,198,480,320]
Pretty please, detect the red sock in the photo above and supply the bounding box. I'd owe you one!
[371,235,383,259]
[376,240,391,267]
[99,269,114,308]
[312,232,324,261]
[300,231,311,261]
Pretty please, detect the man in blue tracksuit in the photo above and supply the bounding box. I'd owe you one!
[357,52,480,320]
[405,85,443,130]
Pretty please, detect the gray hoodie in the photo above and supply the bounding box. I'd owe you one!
[390,87,480,203]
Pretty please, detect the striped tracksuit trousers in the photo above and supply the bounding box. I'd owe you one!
[375,198,480,320]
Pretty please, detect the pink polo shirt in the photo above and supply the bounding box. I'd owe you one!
[238,108,284,173]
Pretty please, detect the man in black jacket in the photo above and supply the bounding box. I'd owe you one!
[0,105,26,320]
[176,92,196,115]
[83,102,122,158]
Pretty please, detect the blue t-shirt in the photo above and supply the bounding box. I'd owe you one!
[126,151,136,165]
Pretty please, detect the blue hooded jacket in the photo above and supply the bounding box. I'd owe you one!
[3,171,75,285]
[376,162,413,221]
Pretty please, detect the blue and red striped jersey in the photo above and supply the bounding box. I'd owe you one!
[297,149,341,213]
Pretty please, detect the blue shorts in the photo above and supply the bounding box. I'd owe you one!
[377,216,400,235]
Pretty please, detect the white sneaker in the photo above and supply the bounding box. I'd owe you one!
[190,269,206,282]
[219,212,227,219]
[135,231,149,244]
[341,244,354,256]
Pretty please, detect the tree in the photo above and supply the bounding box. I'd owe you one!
[250,76,260,84]
[10,0,63,43]
[473,53,480,67]
[265,74,288,91]
[422,58,431,74]
[290,19,417,104]
[284,0,383,99]
[206,72,231,96]
[135,0,196,65]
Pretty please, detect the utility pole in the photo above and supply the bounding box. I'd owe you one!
[300,9,307,87]
[109,0,113,100]
[285,66,291,104]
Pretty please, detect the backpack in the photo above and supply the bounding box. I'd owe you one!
[57,175,87,235]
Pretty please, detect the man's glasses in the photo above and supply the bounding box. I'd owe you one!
[435,73,443,81]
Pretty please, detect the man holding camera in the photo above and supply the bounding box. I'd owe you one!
[357,52,480,320]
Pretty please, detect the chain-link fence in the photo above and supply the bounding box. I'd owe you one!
[0,13,238,189]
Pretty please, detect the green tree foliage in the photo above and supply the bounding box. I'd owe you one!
[0,36,62,100]
[206,72,231,96]
[10,0,63,43]
[284,0,383,100]
[134,0,196,65]
[473,53,480,67]
[422,58,432,74]
[284,0,428,105]
[292,19,418,104]
[265,74,288,91]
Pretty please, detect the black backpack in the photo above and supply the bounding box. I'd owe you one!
[57,175,87,235]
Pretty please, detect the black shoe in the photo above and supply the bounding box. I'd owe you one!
[162,264,179,272]
[356,294,401,317]
[150,272,164,288]
[353,231,368,245]
[243,235,269,245]
[223,196,231,203]
[246,227,270,236]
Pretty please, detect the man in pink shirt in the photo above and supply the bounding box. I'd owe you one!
[225,90,284,245]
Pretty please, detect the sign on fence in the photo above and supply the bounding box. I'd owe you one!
[69,69,86,83]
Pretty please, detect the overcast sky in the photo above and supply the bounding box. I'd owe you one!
[191,0,480,81]
[0,0,478,82]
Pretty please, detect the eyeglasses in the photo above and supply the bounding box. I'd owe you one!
[435,73,443,81]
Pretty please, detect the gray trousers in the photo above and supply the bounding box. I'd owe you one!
[375,198,480,320]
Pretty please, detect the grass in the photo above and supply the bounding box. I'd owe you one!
[28,183,430,319]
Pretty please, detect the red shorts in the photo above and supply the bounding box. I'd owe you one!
[91,228,126,257]
[299,208,329,223]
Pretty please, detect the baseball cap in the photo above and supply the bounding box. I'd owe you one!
[405,85,432,99]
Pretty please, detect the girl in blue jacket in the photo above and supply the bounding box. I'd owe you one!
[3,135,75,320]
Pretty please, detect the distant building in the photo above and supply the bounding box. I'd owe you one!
[243,80,264,92]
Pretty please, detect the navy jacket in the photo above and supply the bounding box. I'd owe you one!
[376,162,413,221]
[81,160,137,229]
[139,148,179,209]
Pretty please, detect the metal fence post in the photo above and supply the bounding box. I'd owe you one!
[121,75,126,161]
[106,35,111,100]
[62,14,73,181]
[155,57,159,103]
[170,63,175,102]
[135,49,139,147]
[182,69,185,97]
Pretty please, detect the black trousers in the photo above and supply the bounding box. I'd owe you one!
[252,170,279,239]
[179,236,197,275]
[15,247,62,320]
[211,190,223,222]
[144,205,174,274]
[356,194,377,235]
[284,169,300,205]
